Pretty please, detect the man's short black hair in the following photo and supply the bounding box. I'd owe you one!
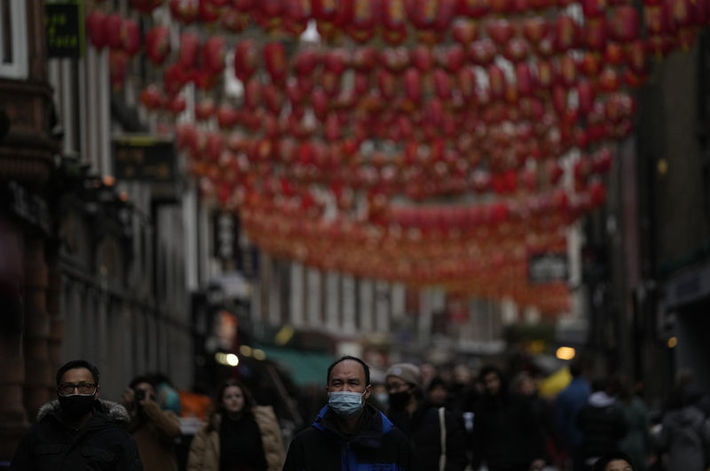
[592,451,635,471]
[129,375,156,390]
[327,355,370,386]
[56,360,100,386]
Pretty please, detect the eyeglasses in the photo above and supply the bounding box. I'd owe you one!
[58,382,97,396]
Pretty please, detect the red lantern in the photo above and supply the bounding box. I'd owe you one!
[470,38,497,66]
[597,66,620,92]
[195,98,216,121]
[130,0,165,14]
[604,42,625,66]
[584,16,607,51]
[86,11,107,49]
[139,84,166,110]
[109,50,129,88]
[122,19,141,56]
[452,19,479,46]
[233,40,259,81]
[264,42,288,84]
[381,47,411,73]
[610,6,640,42]
[554,15,580,52]
[202,36,226,75]
[169,0,200,23]
[488,65,506,100]
[145,26,171,65]
[626,39,647,73]
[179,32,200,69]
[581,0,607,16]
[503,38,530,62]
[558,55,578,87]
[522,16,549,46]
[459,0,490,17]
[167,94,187,115]
[244,78,262,109]
[199,0,221,23]
[382,0,409,44]
[441,45,466,72]
[410,45,435,71]
[105,14,124,50]
[644,2,671,35]
[486,19,514,45]
[347,0,379,43]
[220,7,249,33]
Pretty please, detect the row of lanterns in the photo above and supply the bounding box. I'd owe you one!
[86,0,708,314]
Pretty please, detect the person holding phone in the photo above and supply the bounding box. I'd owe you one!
[123,375,182,471]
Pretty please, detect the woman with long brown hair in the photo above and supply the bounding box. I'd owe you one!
[187,378,284,471]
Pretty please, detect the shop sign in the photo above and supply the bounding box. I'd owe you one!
[45,3,83,58]
[113,136,176,183]
[528,252,568,284]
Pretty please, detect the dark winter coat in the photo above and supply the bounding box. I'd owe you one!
[472,393,545,469]
[577,392,627,462]
[387,403,468,471]
[10,398,142,471]
[282,403,413,471]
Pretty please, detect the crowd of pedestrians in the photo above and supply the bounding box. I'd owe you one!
[9,356,710,471]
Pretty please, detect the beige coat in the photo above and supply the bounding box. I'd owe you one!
[187,406,285,471]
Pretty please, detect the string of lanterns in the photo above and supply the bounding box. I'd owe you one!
[86,0,709,314]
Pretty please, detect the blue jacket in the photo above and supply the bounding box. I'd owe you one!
[555,377,591,450]
[282,404,413,471]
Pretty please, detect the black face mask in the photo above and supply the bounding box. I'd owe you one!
[58,394,96,418]
[388,390,412,410]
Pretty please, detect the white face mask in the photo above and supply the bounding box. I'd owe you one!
[328,391,365,416]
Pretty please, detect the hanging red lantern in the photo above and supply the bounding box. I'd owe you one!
[86,11,107,49]
[202,36,226,75]
[603,42,625,66]
[109,50,129,89]
[130,0,165,14]
[145,26,171,65]
[169,0,200,23]
[578,52,602,77]
[346,0,379,43]
[244,78,262,109]
[488,64,506,100]
[577,80,595,115]
[198,0,221,23]
[167,94,187,115]
[323,48,350,74]
[597,66,621,92]
[609,6,640,42]
[220,7,249,33]
[626,39,647,74]
[105,14,124,50]
[263,84,284,114]
[381,47,411,73]
[216,104,240,129]
[486,19,515,45]
[644,2,671,35]
[441,45,466,72]
[139,84,166,110]
[554,15,580,52]
[122,19,141,56]
[522,17,549,46]
[558,55,578,87]
[584,16,607,51]
[382,0,409,44]
[283,0,311,35]
[195,98,216,121]
[410,45,435,71]
[179,32,200,69]
[233,40,260,82]
[503,37,530,62]
[264,41,288,85]
[470,38,497,66]
[206,132,224,162]
[581,0,607,17]
[452,19,479,46]
[459,0,490,17]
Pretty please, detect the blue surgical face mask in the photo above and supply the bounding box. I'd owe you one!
[328,391,365,417]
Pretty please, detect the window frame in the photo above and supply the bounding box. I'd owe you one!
[0,0,28,79]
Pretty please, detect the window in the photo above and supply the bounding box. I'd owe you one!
[0,0,28,79]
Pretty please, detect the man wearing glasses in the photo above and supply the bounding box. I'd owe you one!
[10,359,142,470]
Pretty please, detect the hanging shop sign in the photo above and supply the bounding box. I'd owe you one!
[528,252,569,284]
[113,136,177,183]
[45,3,83,58]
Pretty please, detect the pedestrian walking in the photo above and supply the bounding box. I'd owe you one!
[577,378,627,471]
[658,375,710,471]
[385,363,468,471]
[555,358,592,471]
[187,377,284,471]
[282,355,413,471]
[123,375,182,471]
[10,359,142,470]
[471,365,546,471]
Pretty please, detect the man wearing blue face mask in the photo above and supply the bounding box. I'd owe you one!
[283,355,413,471]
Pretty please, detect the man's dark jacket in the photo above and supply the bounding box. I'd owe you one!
[282,403,413,471]
[10,398,143,471]
[387,403,468,471]
[472,393,545,470]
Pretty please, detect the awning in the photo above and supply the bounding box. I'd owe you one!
[260,346,334,387]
